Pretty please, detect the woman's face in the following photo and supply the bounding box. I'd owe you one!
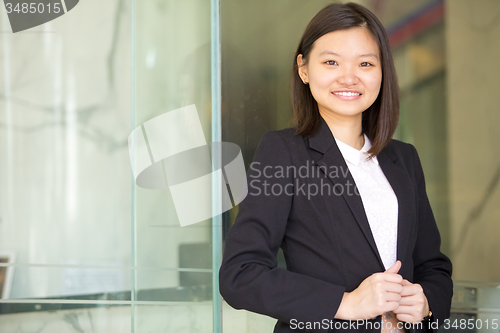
[297,27,382,122]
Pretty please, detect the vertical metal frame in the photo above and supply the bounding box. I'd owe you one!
[211,0,223,332]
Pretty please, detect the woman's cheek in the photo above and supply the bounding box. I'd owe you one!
[362,72,382,87]
[315,72,337,87]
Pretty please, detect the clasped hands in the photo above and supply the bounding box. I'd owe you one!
[335,260,430,324]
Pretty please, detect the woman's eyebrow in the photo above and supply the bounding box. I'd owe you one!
[318,50,379,59]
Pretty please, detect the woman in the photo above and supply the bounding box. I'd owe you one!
[219,2,453,333]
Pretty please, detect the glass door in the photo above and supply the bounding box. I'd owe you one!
[0,0,222,332]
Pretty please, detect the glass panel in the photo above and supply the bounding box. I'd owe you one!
[133,0,212,270]
[0,304,131,333]
[1,0,219,331]
[133,304,212,332]
[0,4,131,267]
[1,266,131,300]
[0,0,136,329]
[136,268,211,302]
[132,0,216,331]
[0,0,133,320]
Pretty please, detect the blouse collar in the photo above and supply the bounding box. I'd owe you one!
[334,133,379,166]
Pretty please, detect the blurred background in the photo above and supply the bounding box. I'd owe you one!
[0,0,499,332]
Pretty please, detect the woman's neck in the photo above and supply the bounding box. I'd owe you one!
[319,111,365,150]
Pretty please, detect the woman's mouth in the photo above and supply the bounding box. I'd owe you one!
[332,91,362,100]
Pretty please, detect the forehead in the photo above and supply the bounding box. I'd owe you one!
[311,28,380,58]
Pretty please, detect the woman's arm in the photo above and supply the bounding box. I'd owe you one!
[219,130,346,326]
[407,143,453,329]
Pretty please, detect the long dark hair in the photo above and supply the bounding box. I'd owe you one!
[291,2,399,159]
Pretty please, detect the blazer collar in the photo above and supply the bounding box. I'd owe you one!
[307,116,413,272]
[309,116,396,162]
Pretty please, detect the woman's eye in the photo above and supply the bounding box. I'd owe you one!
[325,60,373,66]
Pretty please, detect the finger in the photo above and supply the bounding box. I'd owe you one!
[384,282,404,294]
[384,292,402,303]
[393,304,415,314]
[401,279,412,286]
[386,300,400,312]
[400,286,418,297]
[398,295,423,306]
[400,284,423,297]
[400,289,420,297]
[385,260,401,274]
[395,312,420,324]
[381,272,403,284]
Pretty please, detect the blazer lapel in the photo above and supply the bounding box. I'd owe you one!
[377,145,415,267]
[308,116,414,271]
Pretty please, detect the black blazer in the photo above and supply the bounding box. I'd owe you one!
[219,116,453,333]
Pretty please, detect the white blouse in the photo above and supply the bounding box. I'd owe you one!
[334,133,399,270]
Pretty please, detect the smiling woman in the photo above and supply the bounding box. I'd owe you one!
[297,27,383,146]
[291,4,401,162]
[219,2,452,333]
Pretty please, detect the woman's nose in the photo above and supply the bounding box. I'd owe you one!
[338,66,360,85]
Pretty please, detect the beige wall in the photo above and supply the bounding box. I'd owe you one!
[446,0,500,282]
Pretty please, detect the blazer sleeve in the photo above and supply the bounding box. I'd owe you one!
[408,143,453,330]
[219,130,346,327]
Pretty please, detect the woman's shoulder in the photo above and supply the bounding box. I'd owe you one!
[382,137,417,158]
[252,126,304,164]
[256,126,302,151]
[260,126,300,142]
[381,138,424,178]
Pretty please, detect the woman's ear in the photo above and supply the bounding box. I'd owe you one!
[297,54,308,83]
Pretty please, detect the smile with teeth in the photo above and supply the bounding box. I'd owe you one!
[333,92,361,96]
